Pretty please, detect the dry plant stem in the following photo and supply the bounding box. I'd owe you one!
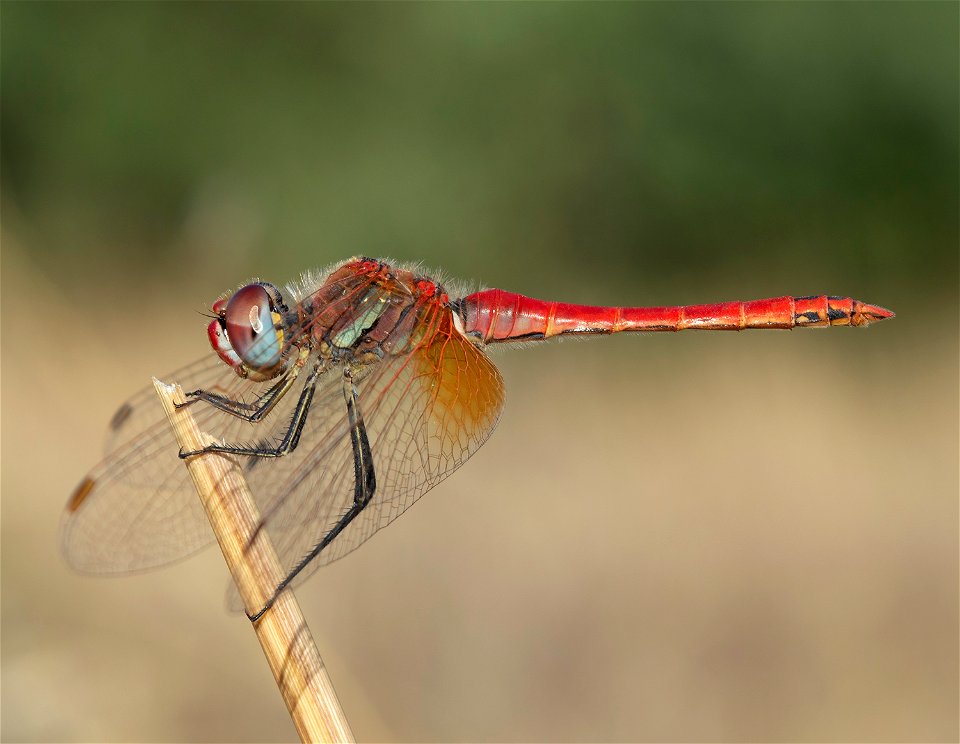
[153,379,355,744]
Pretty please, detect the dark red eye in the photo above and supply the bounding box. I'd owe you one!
[224,284,283,371]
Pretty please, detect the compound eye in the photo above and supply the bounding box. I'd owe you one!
[224,284,284,372]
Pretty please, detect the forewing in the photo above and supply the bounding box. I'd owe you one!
[61,355,307,573]
[61,266,385,575]
[63,264,505,605]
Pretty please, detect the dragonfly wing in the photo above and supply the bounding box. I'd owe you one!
[61,355,299,573]
[64,293,504,603]
[62,267,390,575]
[63,268,388,573]
[227,311,505,608]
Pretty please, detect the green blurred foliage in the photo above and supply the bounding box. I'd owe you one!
[2,2,957,299]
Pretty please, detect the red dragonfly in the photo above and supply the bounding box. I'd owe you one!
[63,257,893,618]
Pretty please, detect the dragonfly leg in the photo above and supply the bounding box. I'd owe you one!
[247,367,377,623]
[178,358,323,459]
[177,348,311,423]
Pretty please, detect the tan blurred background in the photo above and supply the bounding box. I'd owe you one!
[2,3,957,742]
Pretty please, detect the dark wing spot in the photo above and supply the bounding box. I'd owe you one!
[68,477,96,513]
[109,402,134,431]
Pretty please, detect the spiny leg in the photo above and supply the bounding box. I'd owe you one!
[177,348,310,423]
[178,358,324,459]
[248,366,377,622]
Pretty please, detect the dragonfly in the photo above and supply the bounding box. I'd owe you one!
[63,257,894,619]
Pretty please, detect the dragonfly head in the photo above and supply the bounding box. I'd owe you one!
[208,282,292,381]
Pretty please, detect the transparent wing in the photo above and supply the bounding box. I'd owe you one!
[62,297,505,591]
[61,354,298,572]
[61,267,383,573]
[226,308,505,608]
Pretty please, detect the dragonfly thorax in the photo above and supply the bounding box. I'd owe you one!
[301,258,460,361]
[329,289,393,350]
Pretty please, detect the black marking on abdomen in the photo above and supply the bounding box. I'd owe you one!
[827,307,847,322]
[570,327,613,335]
[796,311,822,323]
[503,332,546,342]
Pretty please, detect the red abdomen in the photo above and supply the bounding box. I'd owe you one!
[459,290,894,344]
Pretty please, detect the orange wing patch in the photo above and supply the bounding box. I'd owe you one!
[417,309,505,459]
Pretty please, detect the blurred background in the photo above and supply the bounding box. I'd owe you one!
[2,3,956,742]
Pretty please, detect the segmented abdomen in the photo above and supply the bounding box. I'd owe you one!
[459,291,894,344]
